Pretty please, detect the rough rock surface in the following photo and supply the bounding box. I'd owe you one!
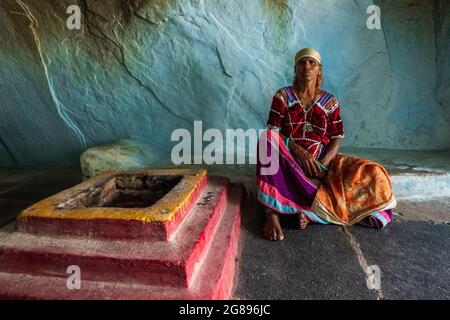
[80,139,170,178]
[0,0,449,165]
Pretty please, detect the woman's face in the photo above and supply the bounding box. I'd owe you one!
[295,58,321,82]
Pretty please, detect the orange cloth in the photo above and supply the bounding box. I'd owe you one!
[312,153,395,225]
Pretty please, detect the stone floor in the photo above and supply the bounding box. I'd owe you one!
[341,148,450,173]
[0,148,449,299]
[233,198,449,300]
[0,166,82,227]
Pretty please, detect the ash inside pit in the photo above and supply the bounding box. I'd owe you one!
[57,174,183,209]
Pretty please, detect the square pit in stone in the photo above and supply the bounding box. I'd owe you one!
[15,168,207,240]
[57,174,183,209]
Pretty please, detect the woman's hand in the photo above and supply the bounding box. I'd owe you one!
[290,143,322,178]
[320,156,332,168]
[319,139,341,168]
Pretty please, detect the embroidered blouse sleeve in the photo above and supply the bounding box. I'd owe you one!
[267,91,287,130]
[326,98,345,139]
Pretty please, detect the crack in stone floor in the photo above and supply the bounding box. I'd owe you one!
[342,226,384,300]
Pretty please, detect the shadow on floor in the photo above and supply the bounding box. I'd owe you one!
[0,166,82,227]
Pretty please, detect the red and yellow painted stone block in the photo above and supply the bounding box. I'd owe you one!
[16,168,208,240]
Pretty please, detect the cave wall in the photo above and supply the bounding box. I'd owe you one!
[435,0,450,131]
[0,0,449,165]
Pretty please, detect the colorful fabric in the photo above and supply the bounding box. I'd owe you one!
[311,153,397,226]
[257,130,395,229]
[267,86,344,159]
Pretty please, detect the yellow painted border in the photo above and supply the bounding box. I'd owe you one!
[18,168,207,223]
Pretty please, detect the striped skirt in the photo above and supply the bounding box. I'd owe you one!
[256,130,396,229]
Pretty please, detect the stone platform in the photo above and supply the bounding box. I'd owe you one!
[15,168,208,241]
[0,169,243,299]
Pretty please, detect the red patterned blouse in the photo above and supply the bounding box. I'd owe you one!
[267,86,345,159]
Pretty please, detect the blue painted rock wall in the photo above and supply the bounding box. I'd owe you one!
[0,0,449,165]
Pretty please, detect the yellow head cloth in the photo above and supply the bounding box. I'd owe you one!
[295,48,321,65]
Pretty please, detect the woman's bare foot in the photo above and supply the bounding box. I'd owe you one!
[263,210,284,241]
[298,212,310,230]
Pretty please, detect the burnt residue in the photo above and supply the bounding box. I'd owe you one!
[0,0,40,57]
[76,0,176,29]
[115,0,177,25]
[132,0,177,25]
[75,0,176,62]
[5,0,174,66]
[261,0,292,53]
[261,0,291,31]
[57,174,183,209]
[121,0,145,23]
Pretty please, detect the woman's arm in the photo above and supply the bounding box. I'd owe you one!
[322,97,344,168]
[277,131,322,178]
[320,138,341,167]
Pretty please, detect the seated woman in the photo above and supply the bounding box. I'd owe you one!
[257,48,397,241]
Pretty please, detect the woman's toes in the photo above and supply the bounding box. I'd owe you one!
[299,213,309,230]
[262,211,285,241]
[277,231,284,241]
